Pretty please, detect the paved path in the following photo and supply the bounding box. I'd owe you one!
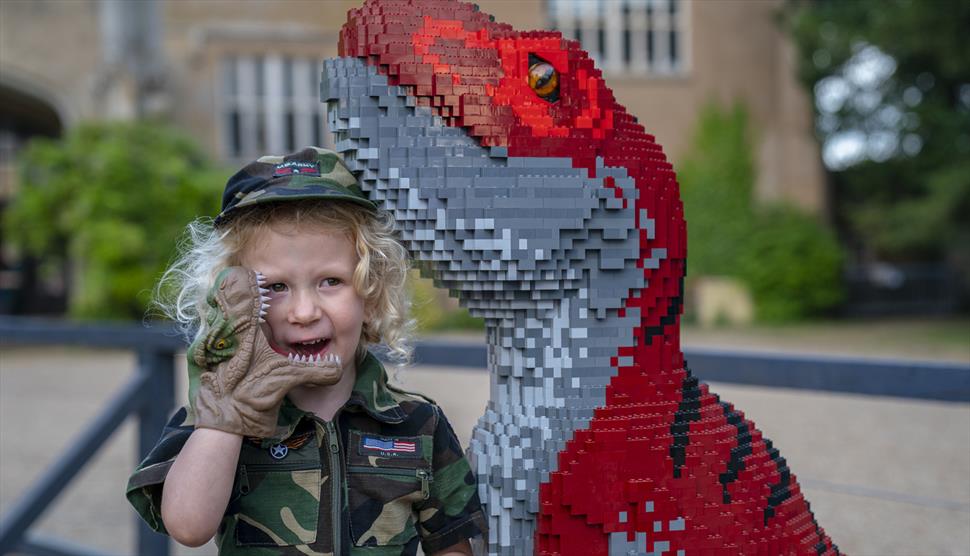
[2,347,968,555]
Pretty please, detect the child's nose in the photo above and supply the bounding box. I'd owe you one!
[287,290,324,325]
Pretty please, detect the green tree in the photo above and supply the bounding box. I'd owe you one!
[680,102,844,320]
[678,103,756,278]
[3,121,223,319]
[785,0,970,296]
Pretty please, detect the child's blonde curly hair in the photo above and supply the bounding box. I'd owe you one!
[155,200,413,363]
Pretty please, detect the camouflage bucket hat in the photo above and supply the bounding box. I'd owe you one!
[214,146,376,226]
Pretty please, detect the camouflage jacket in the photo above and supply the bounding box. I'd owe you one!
[126,352,487,555]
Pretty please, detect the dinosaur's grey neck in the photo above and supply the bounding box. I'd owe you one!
[485,297,631,419]
[471,296,640,553]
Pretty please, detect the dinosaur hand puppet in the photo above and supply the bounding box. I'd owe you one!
[188,266,343,438]
[322,1,839,554]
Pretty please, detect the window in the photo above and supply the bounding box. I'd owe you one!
[549,0,689,77]
[221,54,330,160]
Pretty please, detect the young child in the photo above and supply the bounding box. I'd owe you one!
[126,147,487,555]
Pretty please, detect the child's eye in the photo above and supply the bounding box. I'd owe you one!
[321,278,341,287]
[269,283,287,293]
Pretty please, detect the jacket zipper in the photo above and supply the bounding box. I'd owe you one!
[346,466,434,500]
[325,420,342,556]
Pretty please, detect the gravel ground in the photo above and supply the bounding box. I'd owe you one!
[1,346,968,555]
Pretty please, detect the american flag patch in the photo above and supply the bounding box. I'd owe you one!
[362,436,416,454]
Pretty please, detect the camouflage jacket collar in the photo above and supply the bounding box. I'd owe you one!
[269,351,407,443]
[344,351,410,424]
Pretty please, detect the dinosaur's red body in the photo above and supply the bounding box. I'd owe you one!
[339,1,839,554]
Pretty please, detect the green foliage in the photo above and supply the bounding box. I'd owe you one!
[736,206,845,321]
[680,102,845,320]
[3,121,223,319]
[678,103,756,277]
[785,0,970,284]
[408,269,484,333]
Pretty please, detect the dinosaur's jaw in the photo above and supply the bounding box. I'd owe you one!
[251,329,343,375]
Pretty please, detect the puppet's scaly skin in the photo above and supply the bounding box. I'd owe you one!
[190,267,342,438]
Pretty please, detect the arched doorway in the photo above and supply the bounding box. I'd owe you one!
[0,82,65,314]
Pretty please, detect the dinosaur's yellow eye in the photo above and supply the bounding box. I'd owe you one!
[215,339,228,350]
[528,62,559,101]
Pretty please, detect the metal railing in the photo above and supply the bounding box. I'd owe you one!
[1,316,967,555]
[413,339,970,402]
[0,318,181,556]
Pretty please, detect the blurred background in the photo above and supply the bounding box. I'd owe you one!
[0,1,967,555]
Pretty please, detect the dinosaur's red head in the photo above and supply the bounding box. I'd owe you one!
[342,3,618,155]
[328,0,685,372]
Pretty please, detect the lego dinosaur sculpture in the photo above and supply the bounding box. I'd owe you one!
[322,1,840,554]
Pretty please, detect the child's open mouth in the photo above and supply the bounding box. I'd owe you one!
[271,338,331,358]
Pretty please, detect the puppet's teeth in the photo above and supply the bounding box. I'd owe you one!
[287,353,294,361]
[261,303,270,310]
[260,295,270,303]
[258,317,265,323]
[259,287,269,294]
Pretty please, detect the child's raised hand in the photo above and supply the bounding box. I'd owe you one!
[186,266,343,437]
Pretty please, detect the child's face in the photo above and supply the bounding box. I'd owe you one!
[239,224,365,379]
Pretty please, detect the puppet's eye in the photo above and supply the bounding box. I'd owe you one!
[215,338,228,350]
[528,62,559,101]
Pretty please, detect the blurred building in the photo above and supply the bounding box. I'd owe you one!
[0,0,824,313]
